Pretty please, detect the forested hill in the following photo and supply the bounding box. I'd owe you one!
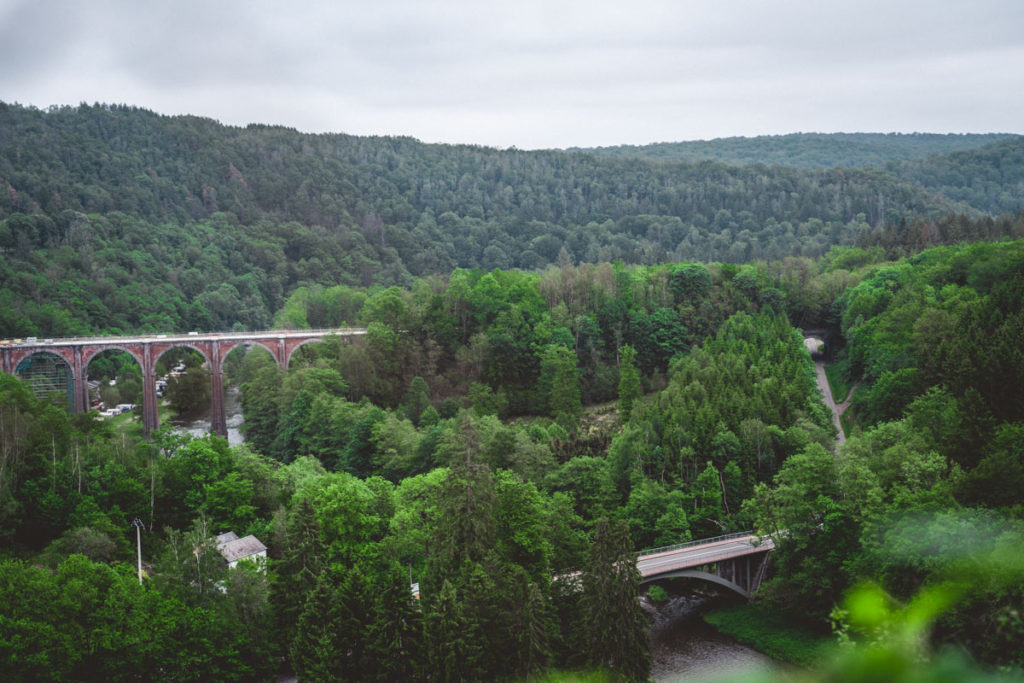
[573,132,1019,169]
[2,102,1023,336]
[0,103,996,272]
[888,136,1024,216]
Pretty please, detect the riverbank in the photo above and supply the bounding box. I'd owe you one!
[648,593,773,681]
[703,603,832,667]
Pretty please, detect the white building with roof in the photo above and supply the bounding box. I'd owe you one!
[215,531,267,569]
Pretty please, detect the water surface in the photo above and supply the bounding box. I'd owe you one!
[648,593,774,682]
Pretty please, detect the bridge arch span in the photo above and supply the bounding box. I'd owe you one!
[14,350,75,407]
[641,570,751,598]
[80,344,144,369]
[8,346,76,375]
[79,346,146,415]
[152,342,212,368]
[283,337,326,370]
[215,339,281,367]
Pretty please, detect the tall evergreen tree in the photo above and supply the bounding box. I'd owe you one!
[271,496,324,656]
[423,579,478,682]
[368,565,426,681]
[538,345,583,431]
[290,566,375,681]
[580,519,651,682]
[617,344,642,421]
[404,376,432,426]
[426,413,497,589]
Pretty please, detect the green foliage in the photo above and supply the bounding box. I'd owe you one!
[3,105,1021,341]
[616,345,642,421]
[669,262,712,302]
[3,132,1024,681]
[290,566,375,681]
[820,520,1024,682]
[582,132,1018,171]
[404,376,432,426]
[606,309,831,541]
[647,584,669,604]
[579,519,650,681]
[538,345,583,431]
[703,603,832,666]
[824,359,853,404]
[835,240,1024,469]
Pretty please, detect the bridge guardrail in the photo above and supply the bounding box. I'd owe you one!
[638,530,756,558]
[639,539,775,569]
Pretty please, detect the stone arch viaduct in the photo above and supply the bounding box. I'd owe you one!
[0,329,365,437]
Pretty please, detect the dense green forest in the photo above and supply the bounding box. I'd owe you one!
[576,132,1020,169]
[2,103,1024,338]
[2,102,1024,680]
[750,240,1024,666]
[3,239,1024,679]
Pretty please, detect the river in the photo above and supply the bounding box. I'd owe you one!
[169,384,245,446]
[648,591,774,682]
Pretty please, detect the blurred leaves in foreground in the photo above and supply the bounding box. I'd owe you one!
[728,513,1024,682]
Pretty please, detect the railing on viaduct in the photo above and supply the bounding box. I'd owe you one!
[0,328,366,437]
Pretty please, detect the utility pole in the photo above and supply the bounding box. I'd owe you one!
[131,518,145,584]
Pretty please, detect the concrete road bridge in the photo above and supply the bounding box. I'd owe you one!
[0,329,365,437]
[415,531,774,600]
[637,531,774,598]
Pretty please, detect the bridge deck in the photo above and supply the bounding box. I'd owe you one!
[637,534,773,579]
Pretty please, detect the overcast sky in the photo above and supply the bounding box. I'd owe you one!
[1,0,1022,149]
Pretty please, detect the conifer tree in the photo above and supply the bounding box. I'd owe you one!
[405,376,432,426]
[368,564,425,681]
[426,413,496,587]
[617,344,642,421]
[424,579,477,682]
[538,345,583,431]
[291,567,375,681]
[580,519,651,681]
[271,496,324,655]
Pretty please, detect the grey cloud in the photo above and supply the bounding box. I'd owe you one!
[1,0,1022,147]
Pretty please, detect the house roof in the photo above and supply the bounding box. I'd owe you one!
[216,533,266,564]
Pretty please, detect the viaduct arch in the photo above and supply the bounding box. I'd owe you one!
[0,329,365,437]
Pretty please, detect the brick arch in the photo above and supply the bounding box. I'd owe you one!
[9,346,76,373]
[0,328,366,437]
[283,337,326,370]
[80,344,144,370]
[152,342,212,368]
[12,349,77,408]
[216,339,282,367]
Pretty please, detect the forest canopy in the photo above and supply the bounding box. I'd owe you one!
[2,101,1024,680]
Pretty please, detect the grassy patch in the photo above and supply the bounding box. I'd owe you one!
[703,603,832,667]
[824,359,852,403]
[839,407,858,438]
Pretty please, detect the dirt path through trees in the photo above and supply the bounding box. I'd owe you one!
[814,360,846,448]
